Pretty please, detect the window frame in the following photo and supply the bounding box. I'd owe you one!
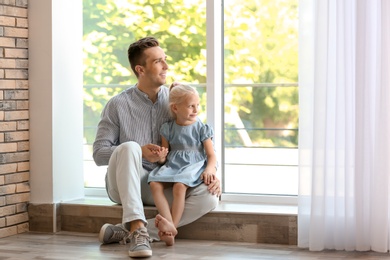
[83,0,298,206]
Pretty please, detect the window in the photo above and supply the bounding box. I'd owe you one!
[83,0,299,199]
[83,0,207,189]
[223,0,299,197]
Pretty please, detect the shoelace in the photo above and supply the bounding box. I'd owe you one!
[111,230,128,245]
[121,233,131,245]
[132,230,149,246]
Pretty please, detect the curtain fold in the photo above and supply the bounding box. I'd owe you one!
[298,0,390,252]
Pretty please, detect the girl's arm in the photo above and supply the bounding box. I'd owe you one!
[201,138,217,184]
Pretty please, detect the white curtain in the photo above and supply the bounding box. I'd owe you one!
[298,0,390,252]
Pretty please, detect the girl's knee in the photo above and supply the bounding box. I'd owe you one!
[173,183,188,195]
[173,182,187,190]
[150,181,163,191]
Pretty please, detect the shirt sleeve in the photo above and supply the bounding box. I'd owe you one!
[200,124,214,142]
[160,122,171,142]
[92,99,120,166]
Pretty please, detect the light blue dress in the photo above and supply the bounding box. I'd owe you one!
[148,118,213,187]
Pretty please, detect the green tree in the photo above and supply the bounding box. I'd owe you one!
[83,0,299,147]
[224,0,298,147]
[83,0,207,144]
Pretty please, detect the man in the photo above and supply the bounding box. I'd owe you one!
[93,36,221,258]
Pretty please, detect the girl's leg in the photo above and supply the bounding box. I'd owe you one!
[149,181,172,223]
[150,181,177,246]
[171,183,188,228]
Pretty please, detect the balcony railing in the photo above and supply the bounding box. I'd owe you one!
[83,83,299,196]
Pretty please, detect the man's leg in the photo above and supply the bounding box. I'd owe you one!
[103,141,152,257]
[106,142,147,224]
[147,183,219,241]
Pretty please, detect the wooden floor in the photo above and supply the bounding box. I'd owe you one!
[1,232,390,259]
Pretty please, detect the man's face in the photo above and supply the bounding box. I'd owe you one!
[139,46,169,86]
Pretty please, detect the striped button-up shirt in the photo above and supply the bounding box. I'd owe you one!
[93,85,172,171]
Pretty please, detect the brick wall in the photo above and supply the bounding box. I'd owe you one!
[0,0,30,238]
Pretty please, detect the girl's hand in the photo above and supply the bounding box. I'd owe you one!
[154,146,168,164]
[201,171,216,185]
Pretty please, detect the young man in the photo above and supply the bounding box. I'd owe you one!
[93,37,221,258]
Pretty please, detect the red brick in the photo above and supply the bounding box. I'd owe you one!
[0,37,15,47]
[0,163,17,174]
[16,161,28,171]
[6,192,29,204]
[0,184,16,196]
[4,48,27,58]
[16,18,27,28]
[0,151,29,163]
[0,58,16,68]
[5,89,28,99]
[17,141,29,151]
[17,222,29,233]
[0,79,16,89]
[0,15,15,26]
[6,212,29,226]
[3,27,28,38]
[0,226,17,239]
[0,143,17,152]
[0,205,15,217]
[16,120,28,130]
[0,6,28,18]
[5,171,29,183]
[0,121,17,131]
[5,131,28,141]
[4,110,28,120]
[16,182,29,193]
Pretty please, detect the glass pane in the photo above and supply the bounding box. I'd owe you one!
[223,0,299,195]
[83,0,207,188]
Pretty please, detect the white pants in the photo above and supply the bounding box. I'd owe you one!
[105,141,219,240]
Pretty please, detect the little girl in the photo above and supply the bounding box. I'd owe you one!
[148,83,217,246]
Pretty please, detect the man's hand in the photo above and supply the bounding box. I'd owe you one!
[207,177,221,197]
[141,144,168,163]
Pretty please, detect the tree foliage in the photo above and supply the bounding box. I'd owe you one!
[83,0,298,147]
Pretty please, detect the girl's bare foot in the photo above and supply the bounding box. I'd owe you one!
[155,214,178,236]
[158,231,175,246]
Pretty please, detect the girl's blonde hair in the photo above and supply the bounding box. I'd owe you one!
[169,83,199,118]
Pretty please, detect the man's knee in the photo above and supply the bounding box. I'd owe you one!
[118,141,140,152]
[115,141,141,157]
[206,192,219,211]
[194,184,219,211]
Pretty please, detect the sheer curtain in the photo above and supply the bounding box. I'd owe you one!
[298,0,390,252]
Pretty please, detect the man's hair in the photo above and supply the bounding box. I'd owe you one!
[127,36,160,78]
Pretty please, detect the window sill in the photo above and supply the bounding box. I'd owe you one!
[63,196,297,216]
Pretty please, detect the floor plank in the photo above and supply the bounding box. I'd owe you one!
[0,231,389,259]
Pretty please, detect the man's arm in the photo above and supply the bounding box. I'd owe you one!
[93,101,120,166]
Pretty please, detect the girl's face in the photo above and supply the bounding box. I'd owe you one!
[173,93,200,126]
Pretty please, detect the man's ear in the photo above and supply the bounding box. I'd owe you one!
[135,65,144,76]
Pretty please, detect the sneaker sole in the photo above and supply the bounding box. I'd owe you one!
[128,249,152,258]
[98,223,112,244]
